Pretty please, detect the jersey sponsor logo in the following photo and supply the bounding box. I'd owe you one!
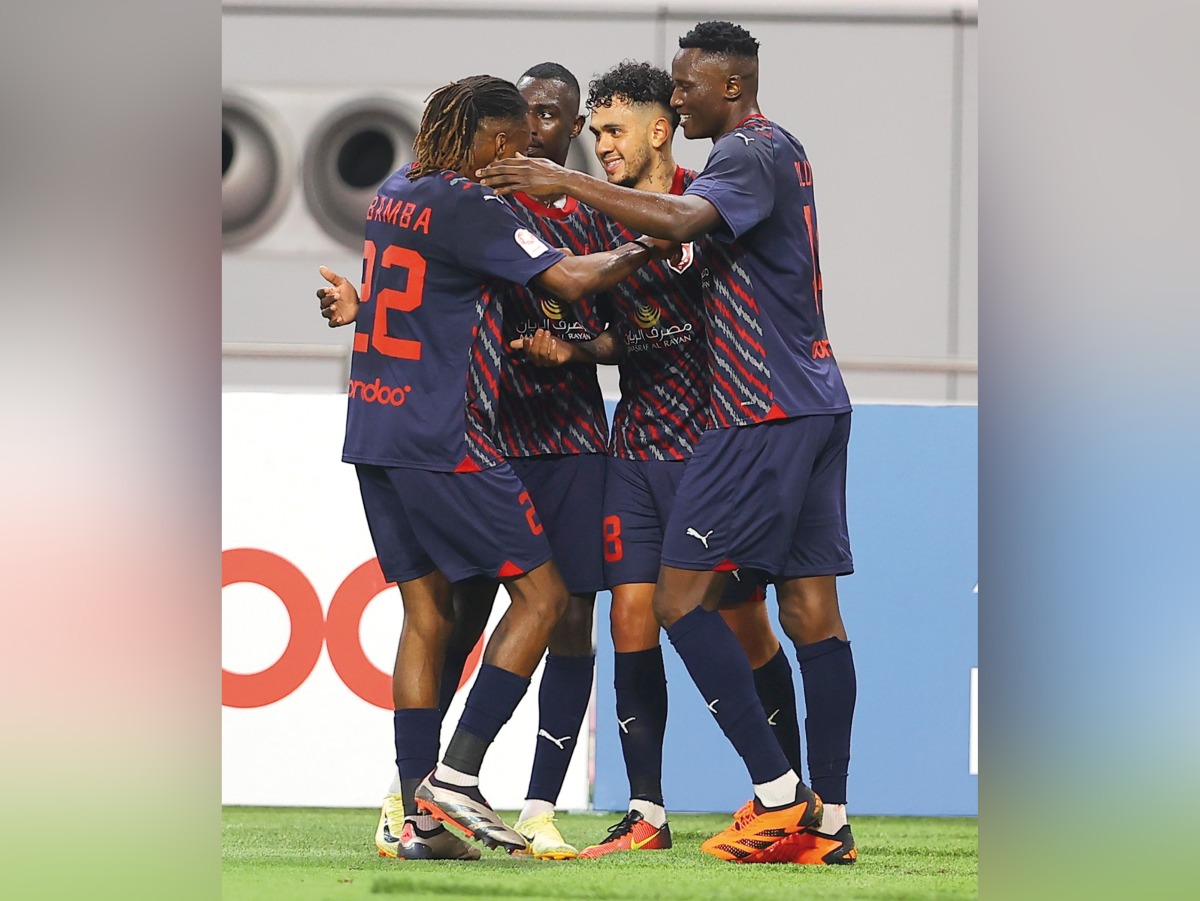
[811,339,833,360]
[540,296,566,320]
[634,300,661,330]
[666,241,695,274]
[515,227,551,258]
[348,377,413,406]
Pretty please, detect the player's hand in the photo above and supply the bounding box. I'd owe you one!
[509,328,574,367]
[636,236,684,262]
[477,154,569,197]
[317,265,360,327]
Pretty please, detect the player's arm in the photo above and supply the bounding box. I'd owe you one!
[315,265,359,327]
[479,156,721,243]
[510,327,623,367]
[531,237,676,303]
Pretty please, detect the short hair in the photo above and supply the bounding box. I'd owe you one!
[678,21,760,58]
[519,61,581,108]
[409,75,528,180]
[587,60,679,127]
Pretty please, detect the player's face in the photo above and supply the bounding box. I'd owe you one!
[588,98,655,188]
[670,48,728,140]
[469,116,532,174]
[518,76,582,167]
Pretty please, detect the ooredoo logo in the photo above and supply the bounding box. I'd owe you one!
[222,549,482,709]
[349,378,412,406]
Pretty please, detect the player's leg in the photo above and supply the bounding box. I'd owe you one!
[758,411,858,865]
[375,463,559,854]
[719,592,804,777]
[656,423,824,861]
[418,559,569,853]
[580,457,679,858]
[508,454,605,859]
[437,577,500,718]
[354,464,480,861]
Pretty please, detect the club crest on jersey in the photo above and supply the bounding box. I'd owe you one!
[514,227,551,258]
[666,241,695,274]
[634,301,661,330]
[540,297,566,320]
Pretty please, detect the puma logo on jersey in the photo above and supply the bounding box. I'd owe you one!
[538,729,573,750]
[707,698,720,714]
[734,132,754,145]
[687,528,714,548]
[617,716,637,734]
[484,194,504,202]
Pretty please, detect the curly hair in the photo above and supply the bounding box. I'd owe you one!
[409,75,527,180]
[678,20,760,58]
[586,60,678,126]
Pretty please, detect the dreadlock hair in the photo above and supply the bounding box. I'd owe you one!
[587,60,679,128]
[409,75,528,180]
[519,61,581,111]
[678,21,760,58]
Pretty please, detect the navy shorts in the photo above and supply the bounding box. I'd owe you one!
[509,453,606,595]
[604,456,768,605]
[356,463,552,584]
[660,413,854,580]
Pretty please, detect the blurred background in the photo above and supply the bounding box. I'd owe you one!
[222,0,977,404]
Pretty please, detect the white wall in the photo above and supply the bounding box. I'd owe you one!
[222,1,977,403]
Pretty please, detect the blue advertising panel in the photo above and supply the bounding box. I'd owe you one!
[592,404,977,816]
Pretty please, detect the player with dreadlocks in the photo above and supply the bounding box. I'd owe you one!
[317,74,676,860]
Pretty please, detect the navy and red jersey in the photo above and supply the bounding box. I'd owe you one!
[591,167,713,461]
[685,114,851,427]
[491,191,611,457]
[341,167,564,472]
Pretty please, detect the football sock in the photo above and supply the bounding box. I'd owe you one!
[614,647,669,806]
[628,799,667,829]
[817,803,848,834]
[526,653,595,804]
[752,646,803,775]
[753,770,801,809]
[796,637,856,805]
[394,708,440,817]
[666,607,791,785]
[432,764,478,787]
[442,663,530,777]
[518,799,554,823]
[387,772,402,794]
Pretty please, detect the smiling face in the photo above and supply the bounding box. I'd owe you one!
[517,76,583,166]
[588,97,662,188]
[670,47,736,140]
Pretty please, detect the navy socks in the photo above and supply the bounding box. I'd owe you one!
[393,707,440,816]
[753,646,803,776]
[442,663,530,776]
[614,647,669,805]
[796,636,856,804]
[526,654,595,803]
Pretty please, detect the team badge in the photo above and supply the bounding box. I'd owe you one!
[666,241,695,274]
[514,228,550,258]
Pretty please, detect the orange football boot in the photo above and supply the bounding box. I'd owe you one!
[699,785,823,862]
[740,824,857,864]
[578,810,672,859]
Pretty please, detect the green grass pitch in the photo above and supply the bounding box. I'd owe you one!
[222,806,977,900]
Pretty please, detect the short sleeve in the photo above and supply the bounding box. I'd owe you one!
[455,187,566,285]
[684,133,775,242]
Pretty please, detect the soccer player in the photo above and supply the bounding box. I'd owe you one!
[317,74,674,860]
[510,60,805,860]
[479,23,859,865]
